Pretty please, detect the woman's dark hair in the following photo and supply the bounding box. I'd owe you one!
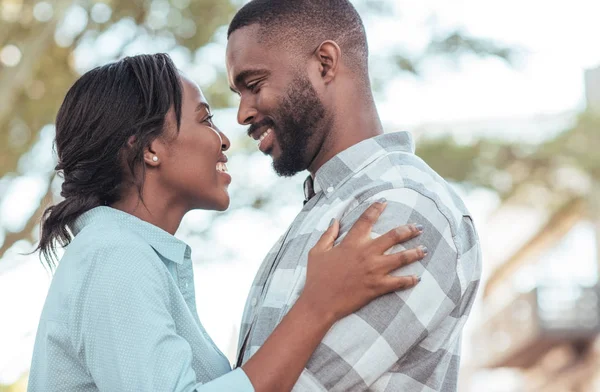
[37,53,183,269]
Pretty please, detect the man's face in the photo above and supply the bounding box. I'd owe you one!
[226,25,329,177]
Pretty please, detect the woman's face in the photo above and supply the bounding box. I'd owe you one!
[153,76,232,211]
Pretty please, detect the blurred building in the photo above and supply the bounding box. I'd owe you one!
[586,66,600,113]
[469,69,600,392]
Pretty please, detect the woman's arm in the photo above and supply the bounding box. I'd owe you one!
[78,202,420,392]
[241,201,424,392]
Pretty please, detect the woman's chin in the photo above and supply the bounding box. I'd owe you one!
[190,192,230,212]
[215,201,230,212]
[214,194,231,212]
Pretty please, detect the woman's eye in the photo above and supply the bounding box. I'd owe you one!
[203,115,215,126]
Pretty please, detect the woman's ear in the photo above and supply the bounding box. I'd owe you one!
[315,40,341,84]
[143,150,160,167]
[144,138,162,167]
[125,135,160,167]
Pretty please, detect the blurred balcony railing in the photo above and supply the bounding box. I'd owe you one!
[473,284,600,368]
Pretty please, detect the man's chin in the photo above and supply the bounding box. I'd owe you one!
[264,142,282,160]
[272,156,307,178]
[261,148,273,157]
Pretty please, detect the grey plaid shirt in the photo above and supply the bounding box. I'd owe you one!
[237,132,482,391]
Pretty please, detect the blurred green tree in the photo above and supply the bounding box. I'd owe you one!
[4,1,594,390]
[0,0,238,256]
[0,0,518,257]
[417,112,599,209]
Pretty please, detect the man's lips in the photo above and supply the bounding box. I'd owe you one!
[257,128,274,153]
[250,127,269,141]
[247,119,275,141]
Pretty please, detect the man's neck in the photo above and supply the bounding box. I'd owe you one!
[308,101,383,177]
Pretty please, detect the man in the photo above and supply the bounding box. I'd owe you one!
[226,1,482,390]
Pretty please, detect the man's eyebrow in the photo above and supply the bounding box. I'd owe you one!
[230,69,271,92]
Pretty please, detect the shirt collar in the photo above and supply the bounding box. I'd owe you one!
[306,131,415,200]
[73,206,191,264]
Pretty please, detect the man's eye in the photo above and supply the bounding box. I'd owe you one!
[248,81,261,93]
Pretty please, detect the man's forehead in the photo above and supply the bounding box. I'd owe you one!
[227,25,263,57]
[226,25,275,83]
[228,28,267,62]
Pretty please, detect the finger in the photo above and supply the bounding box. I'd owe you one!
[376,275,420,295]
[378,246,428,274]
[370,224,423,254]
[343,199,387,245]
[312,219,340,252]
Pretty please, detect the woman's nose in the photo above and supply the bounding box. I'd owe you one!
[219,130,231,151]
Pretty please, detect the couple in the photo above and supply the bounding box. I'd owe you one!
[28,1,482,391]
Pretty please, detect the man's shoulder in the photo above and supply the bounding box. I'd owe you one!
[341,150,480,257]
[350,150,471,217]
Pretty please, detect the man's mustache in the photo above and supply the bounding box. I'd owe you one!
[247,118,275,137]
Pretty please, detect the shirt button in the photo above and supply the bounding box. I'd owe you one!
[251,297,257,306]
[185,282,189,289]
[327,186,334,193]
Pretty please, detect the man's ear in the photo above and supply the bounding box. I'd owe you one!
[315,40,341,84]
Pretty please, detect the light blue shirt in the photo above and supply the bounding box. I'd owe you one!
[28,206,254,392]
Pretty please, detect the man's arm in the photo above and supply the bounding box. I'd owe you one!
[292,187,470,391]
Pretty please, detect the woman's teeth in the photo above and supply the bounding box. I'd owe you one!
[216,162,228,172]
[257,128,272,147]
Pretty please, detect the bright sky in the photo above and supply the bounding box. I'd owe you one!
[374,0,600,127]
[1,0,599,388]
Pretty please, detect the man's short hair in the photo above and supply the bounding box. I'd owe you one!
[228,0,369,78]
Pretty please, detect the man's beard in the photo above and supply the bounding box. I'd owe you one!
[270,74,327,177]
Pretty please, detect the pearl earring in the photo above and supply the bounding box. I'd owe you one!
[152,156,158,162]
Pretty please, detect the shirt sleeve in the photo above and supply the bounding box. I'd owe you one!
[196,368,254,391]
[74,242,255,392]
[291,187,466,391]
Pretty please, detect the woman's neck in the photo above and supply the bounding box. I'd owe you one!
[111,187,185,235]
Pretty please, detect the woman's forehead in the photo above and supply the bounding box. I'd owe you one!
[180,75,208,107]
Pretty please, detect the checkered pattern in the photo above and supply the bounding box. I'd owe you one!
[237,132,482,391]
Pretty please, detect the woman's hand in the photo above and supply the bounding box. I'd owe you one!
[241,199,425,392]
[300,199,425,323]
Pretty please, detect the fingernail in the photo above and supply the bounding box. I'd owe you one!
[420,246,428,255]
[329,218,336,227]
[416,276,422,283]
[376,197,387,204]
[415,224,424,233]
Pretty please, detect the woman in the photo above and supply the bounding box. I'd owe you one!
[28,54,425,392]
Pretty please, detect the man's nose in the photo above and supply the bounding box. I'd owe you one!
[237,96,257,125]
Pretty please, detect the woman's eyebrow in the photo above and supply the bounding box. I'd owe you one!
[195,102,211,113]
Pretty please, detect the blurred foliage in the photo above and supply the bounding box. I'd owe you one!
[0,0,541,258]
[418,112,600,209]
[1,1,596,389]
[391,29,520,76]
[0,0,238,256]
[0,0,237,178]
[542,112,600,177]
[427,30,518,63]
[0,372,28,391]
